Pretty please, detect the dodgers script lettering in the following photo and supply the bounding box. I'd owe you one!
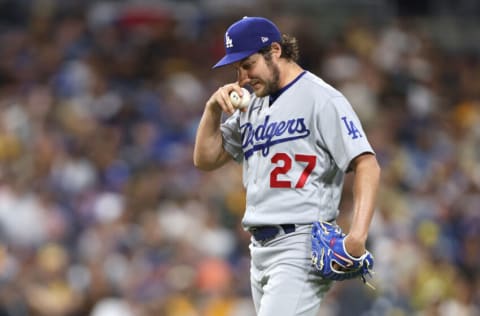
[241,115,310,159]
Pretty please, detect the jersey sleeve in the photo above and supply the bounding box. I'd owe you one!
[220,112,244,163]
[318,96,374,172]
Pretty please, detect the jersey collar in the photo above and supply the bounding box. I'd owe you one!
[269,70,307,106]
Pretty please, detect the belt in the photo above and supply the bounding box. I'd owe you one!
[249,224,296,243]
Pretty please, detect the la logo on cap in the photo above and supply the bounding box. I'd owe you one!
[213,17,281,68]
[225,32,233,48]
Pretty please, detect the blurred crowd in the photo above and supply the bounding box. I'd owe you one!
[0,1,478,316]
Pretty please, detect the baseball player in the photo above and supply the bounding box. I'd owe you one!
[193,17,380,316]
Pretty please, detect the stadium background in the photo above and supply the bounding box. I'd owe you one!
[0,0,478,315]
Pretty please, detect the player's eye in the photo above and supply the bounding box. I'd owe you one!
[242,60,256,70]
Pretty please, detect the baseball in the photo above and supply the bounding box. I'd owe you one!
[229,88,251,109]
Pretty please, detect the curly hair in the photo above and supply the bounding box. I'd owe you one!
[258,34,300,63]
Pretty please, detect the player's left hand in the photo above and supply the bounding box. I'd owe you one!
[311,221,374,284]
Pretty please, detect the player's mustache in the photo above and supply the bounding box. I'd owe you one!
[249,78,261,85]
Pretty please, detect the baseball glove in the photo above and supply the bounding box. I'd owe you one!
[311,221,374,286]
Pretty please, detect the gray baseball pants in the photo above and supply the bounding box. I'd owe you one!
[249,224,332,316]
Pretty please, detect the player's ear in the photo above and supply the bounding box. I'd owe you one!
[270,42,282,59]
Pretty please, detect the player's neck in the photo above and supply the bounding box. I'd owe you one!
[279,62,304,89]
[269,66,306,106]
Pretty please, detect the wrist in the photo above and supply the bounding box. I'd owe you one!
[344,234,366,257]
[207,100,224,116]
[206,99,219,111]
[347,224,369,242]
[347,231,368,244]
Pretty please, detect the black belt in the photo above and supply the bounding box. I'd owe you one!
[249,224,296,243]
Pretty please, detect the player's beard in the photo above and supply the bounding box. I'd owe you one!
[253,58,280,97]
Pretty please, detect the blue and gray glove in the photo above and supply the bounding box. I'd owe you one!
[311,221,374,285]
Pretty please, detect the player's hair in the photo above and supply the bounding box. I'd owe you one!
[259,34,299,62]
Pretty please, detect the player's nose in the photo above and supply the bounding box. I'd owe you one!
[237,68,250,86]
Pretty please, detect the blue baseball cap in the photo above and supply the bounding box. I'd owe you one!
[213,17,281,69]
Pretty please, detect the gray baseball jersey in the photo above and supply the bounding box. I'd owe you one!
[221,71,374,228]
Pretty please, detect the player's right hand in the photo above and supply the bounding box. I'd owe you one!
[206,83,245,115]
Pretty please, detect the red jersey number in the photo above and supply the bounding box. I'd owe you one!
[270,153,316,188]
